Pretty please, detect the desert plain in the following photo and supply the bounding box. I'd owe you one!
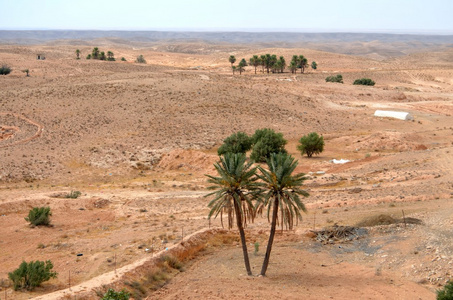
[0,32,453,299]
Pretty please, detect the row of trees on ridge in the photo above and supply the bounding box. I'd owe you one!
[229,54,317,75]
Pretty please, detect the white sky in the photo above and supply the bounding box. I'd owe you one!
[1,0,452,33]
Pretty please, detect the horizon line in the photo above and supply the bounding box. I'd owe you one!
[1,28,453,35]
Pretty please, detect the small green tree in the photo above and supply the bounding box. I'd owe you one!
[136,55,146,64]
[121,57,126,61]
[238,58,247,75]
[353,78,375,86]
[326,74,343,83]
[99,51,106,61]
[0,64,12,75]
[249,55,261,74]
[101,288,131,300]
[25,207,52,226]
[278,56,286,73]
[217,132,252,155]
[298,55,308,73]
[75,49,80,59]
[228,55,236,67]
[8,260,57,291]
[107,51,115,61]
[92,47,100,59]
[250,128,287,163]
[22,69,30,77]
[311,61,317,70]
[297,132,325,158]
[437,281,453,300]
[86,54,92,59]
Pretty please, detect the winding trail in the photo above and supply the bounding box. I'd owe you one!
[0,112,44,149]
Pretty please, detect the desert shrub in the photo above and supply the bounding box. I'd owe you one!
[25,206,52,226]
[101,288,130,300]
[297,132,325,158]
[311,61,317,70]
[161,255,184,270]
[0,64,12,75]
[86,54,92,59]
[250,128,287,162]
[8,260,57,291]
[136,55,146,64]
[217,131,252,155]
[437,281,453,300]
[353,78,375,86]
[121,57,126,61]
[65,190,82,198]
[325,74,343,83]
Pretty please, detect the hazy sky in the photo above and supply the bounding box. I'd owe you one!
[1,0,452,33]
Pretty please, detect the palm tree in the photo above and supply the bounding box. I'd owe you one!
[107,51,115,61]
[238,58,247,75]
[75,49,80,59]
[205,153,260,276]
[290,55,299,73]
[256,153,309,276]
[249,55,261,74]
[92,47,100,59]
[299,55,308,73]
[260,55,266,73]
[279,56,286,73]
[289,61,298,74]
[229,55,236,67]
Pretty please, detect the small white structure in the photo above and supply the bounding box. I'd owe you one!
[331,159,350,164]
[374,110,413,121]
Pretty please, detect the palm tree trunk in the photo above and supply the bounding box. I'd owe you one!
[260,198,279,276]
[234,199,252,276]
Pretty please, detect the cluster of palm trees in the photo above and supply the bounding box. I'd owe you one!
[206,152,309,276]
[82,47,116,61]
[229,54,316,75]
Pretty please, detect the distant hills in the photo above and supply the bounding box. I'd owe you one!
[1,30,452,58]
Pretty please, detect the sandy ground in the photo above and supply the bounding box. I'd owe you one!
[0,39,452,299]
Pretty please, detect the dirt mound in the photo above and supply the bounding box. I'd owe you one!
[157,149,217,172]
[335,132,427,152]
[357,214,423,227]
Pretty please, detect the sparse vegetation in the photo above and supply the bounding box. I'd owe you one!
[121,57,126,61]
[65,190,82,198]
[217,131,252,155]
[86,54,92,59]
[326,74,343,83]
[297,132,325,157]
[101,288,130,300]
[75,49,80,59]
[8,260,57,291]
[0,64,12,75]
[25,206,52,226]
[353,78,375,86]
[22,69,30,76]
[437,281,453,300]
[136,55,146,64]
[250,128,287,163]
